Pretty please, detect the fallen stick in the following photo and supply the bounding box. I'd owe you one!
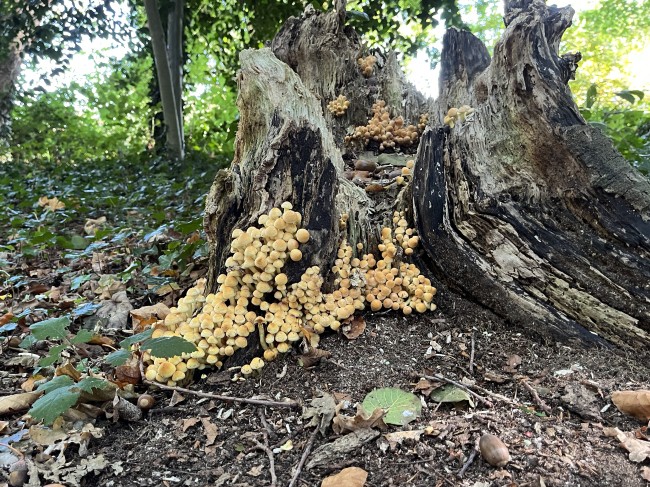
[288,426,319,487]
[469,331,476,375]
[414,372,494,408]
[519,379,552,414]
[143,380,300,409]
[457,448,478,478]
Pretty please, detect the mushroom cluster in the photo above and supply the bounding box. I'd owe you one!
[358,55,376,77]
[345,101,425,151]
[327,95,351,116]
[443,105,474,128]
[143,204,436,383]
[396,159,415,186]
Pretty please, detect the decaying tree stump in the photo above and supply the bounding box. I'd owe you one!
[204,0,650,355]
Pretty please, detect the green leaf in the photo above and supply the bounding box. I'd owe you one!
[70,235,88,249]
[70,329,94,344]
[30,316,70,340]
[615,91,636,104]
[429,384,475,407]
[361,387,422,426]
[29,385,80,425]
[585,83,597,108]
[142,336,196,358]
[39,345,66,367]
[76,376,110,393]
[104,349,131,366]
[119,328,154,350]
[70,274,93,291]
[36,375,74,393]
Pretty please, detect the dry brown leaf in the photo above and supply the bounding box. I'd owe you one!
[413,378,440,395]
[332,405,386,435]
[0,420,8,433]
[95,291,133,329]
[384,430,424,450]
[321,466,368,487]
[21,374,46,392]
[170,391,185,406]
[0,391,42,415]
[55,362,82,382]
[0,312,14,326]
[641,466,650,481]
[503,354,522,373]
[30,423,68,445]
[484,371,508,383]
[130,303,171,332]
[342,316,366,340]
[84,216,107,235]
[38,195,65,211]
[611,390,650,421]
[297,348,331,368]
[201,417,218,446]
[114,362,141,385]
[603,426,650,462]
[182,417,200,432]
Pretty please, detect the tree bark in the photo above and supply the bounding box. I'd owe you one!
[204,0,650,354]
[144,0,184,160]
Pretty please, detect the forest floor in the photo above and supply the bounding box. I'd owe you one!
[1,158,649,487]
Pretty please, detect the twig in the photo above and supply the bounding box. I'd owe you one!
[288,427,319,487]
[469,331,475,375]
[143,380,300,409]
[259,408,276,438]
[0,442,24,458]
[520,379,552,414]
[457,448,478,478]
[415,372,494,408]
[252,411,277,487]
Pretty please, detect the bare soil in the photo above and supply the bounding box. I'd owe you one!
[77,293,650,487]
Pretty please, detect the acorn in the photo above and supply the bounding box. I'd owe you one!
[479,434,511,467]
[137,394,156,411]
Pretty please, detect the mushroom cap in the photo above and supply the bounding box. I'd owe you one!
[157,361,176,379]
[295,229,310,243]
[289,249,302,261]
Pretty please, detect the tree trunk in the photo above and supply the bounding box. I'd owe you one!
[204,0,650,356]
[144,0,184,160]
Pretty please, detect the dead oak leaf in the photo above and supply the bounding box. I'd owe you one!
[201,417,218,446]
[332,404,386,435]
[503,354,522,373]
[297,348,331,368]
[38,195,65,211]
[383,430,424,450]
[130,303,171,332]
[95,291,133,330]
[342,316,366,340]
[181,417,200,432]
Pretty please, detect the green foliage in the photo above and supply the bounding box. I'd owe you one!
[141,336,197,358]
[30,375,112,425]
[362,387,422,426]
[579,84,649,174]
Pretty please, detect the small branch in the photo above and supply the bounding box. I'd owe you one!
[457,448,478,478]
[288,427,319,487]
[469,331,475,375]
[143,380,300,409]
[414,372,494,408]
[519,379,552,414]
[252,411,277,487]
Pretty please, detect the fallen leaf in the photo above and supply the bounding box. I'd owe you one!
[84,216,107,235]
[247,465,263,477]
[0,312,14,326]
[297,348,331,368]
[641,466,650,481]
[55,362,82,382]
[332,404,386,435]
[430,384,475,408]
[130,303,171,332]
[611,390,650,421]
[484,371,508,383]
[384,430,424,450]
[114,362,141,385]
[38,196,65,211]
[362,387,422,426]
[94,291,133,330]
[561,384,602,421]
[413,378,439,395]
[321,466,368,487]
[0,391,42,415]
[603,426,650,462]
[303,392,337,435]
[29,423,68,445]
[182,417,200,432]
[201,417,218,446]
[342,316,366,340]
[503,354,522,373]
[170,391,185,406]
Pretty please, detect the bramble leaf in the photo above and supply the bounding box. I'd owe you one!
[30,316,70,340]
[362,387,421,426]
[142,336,196,358]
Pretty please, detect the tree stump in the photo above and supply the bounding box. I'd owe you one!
[204,0,650,357]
